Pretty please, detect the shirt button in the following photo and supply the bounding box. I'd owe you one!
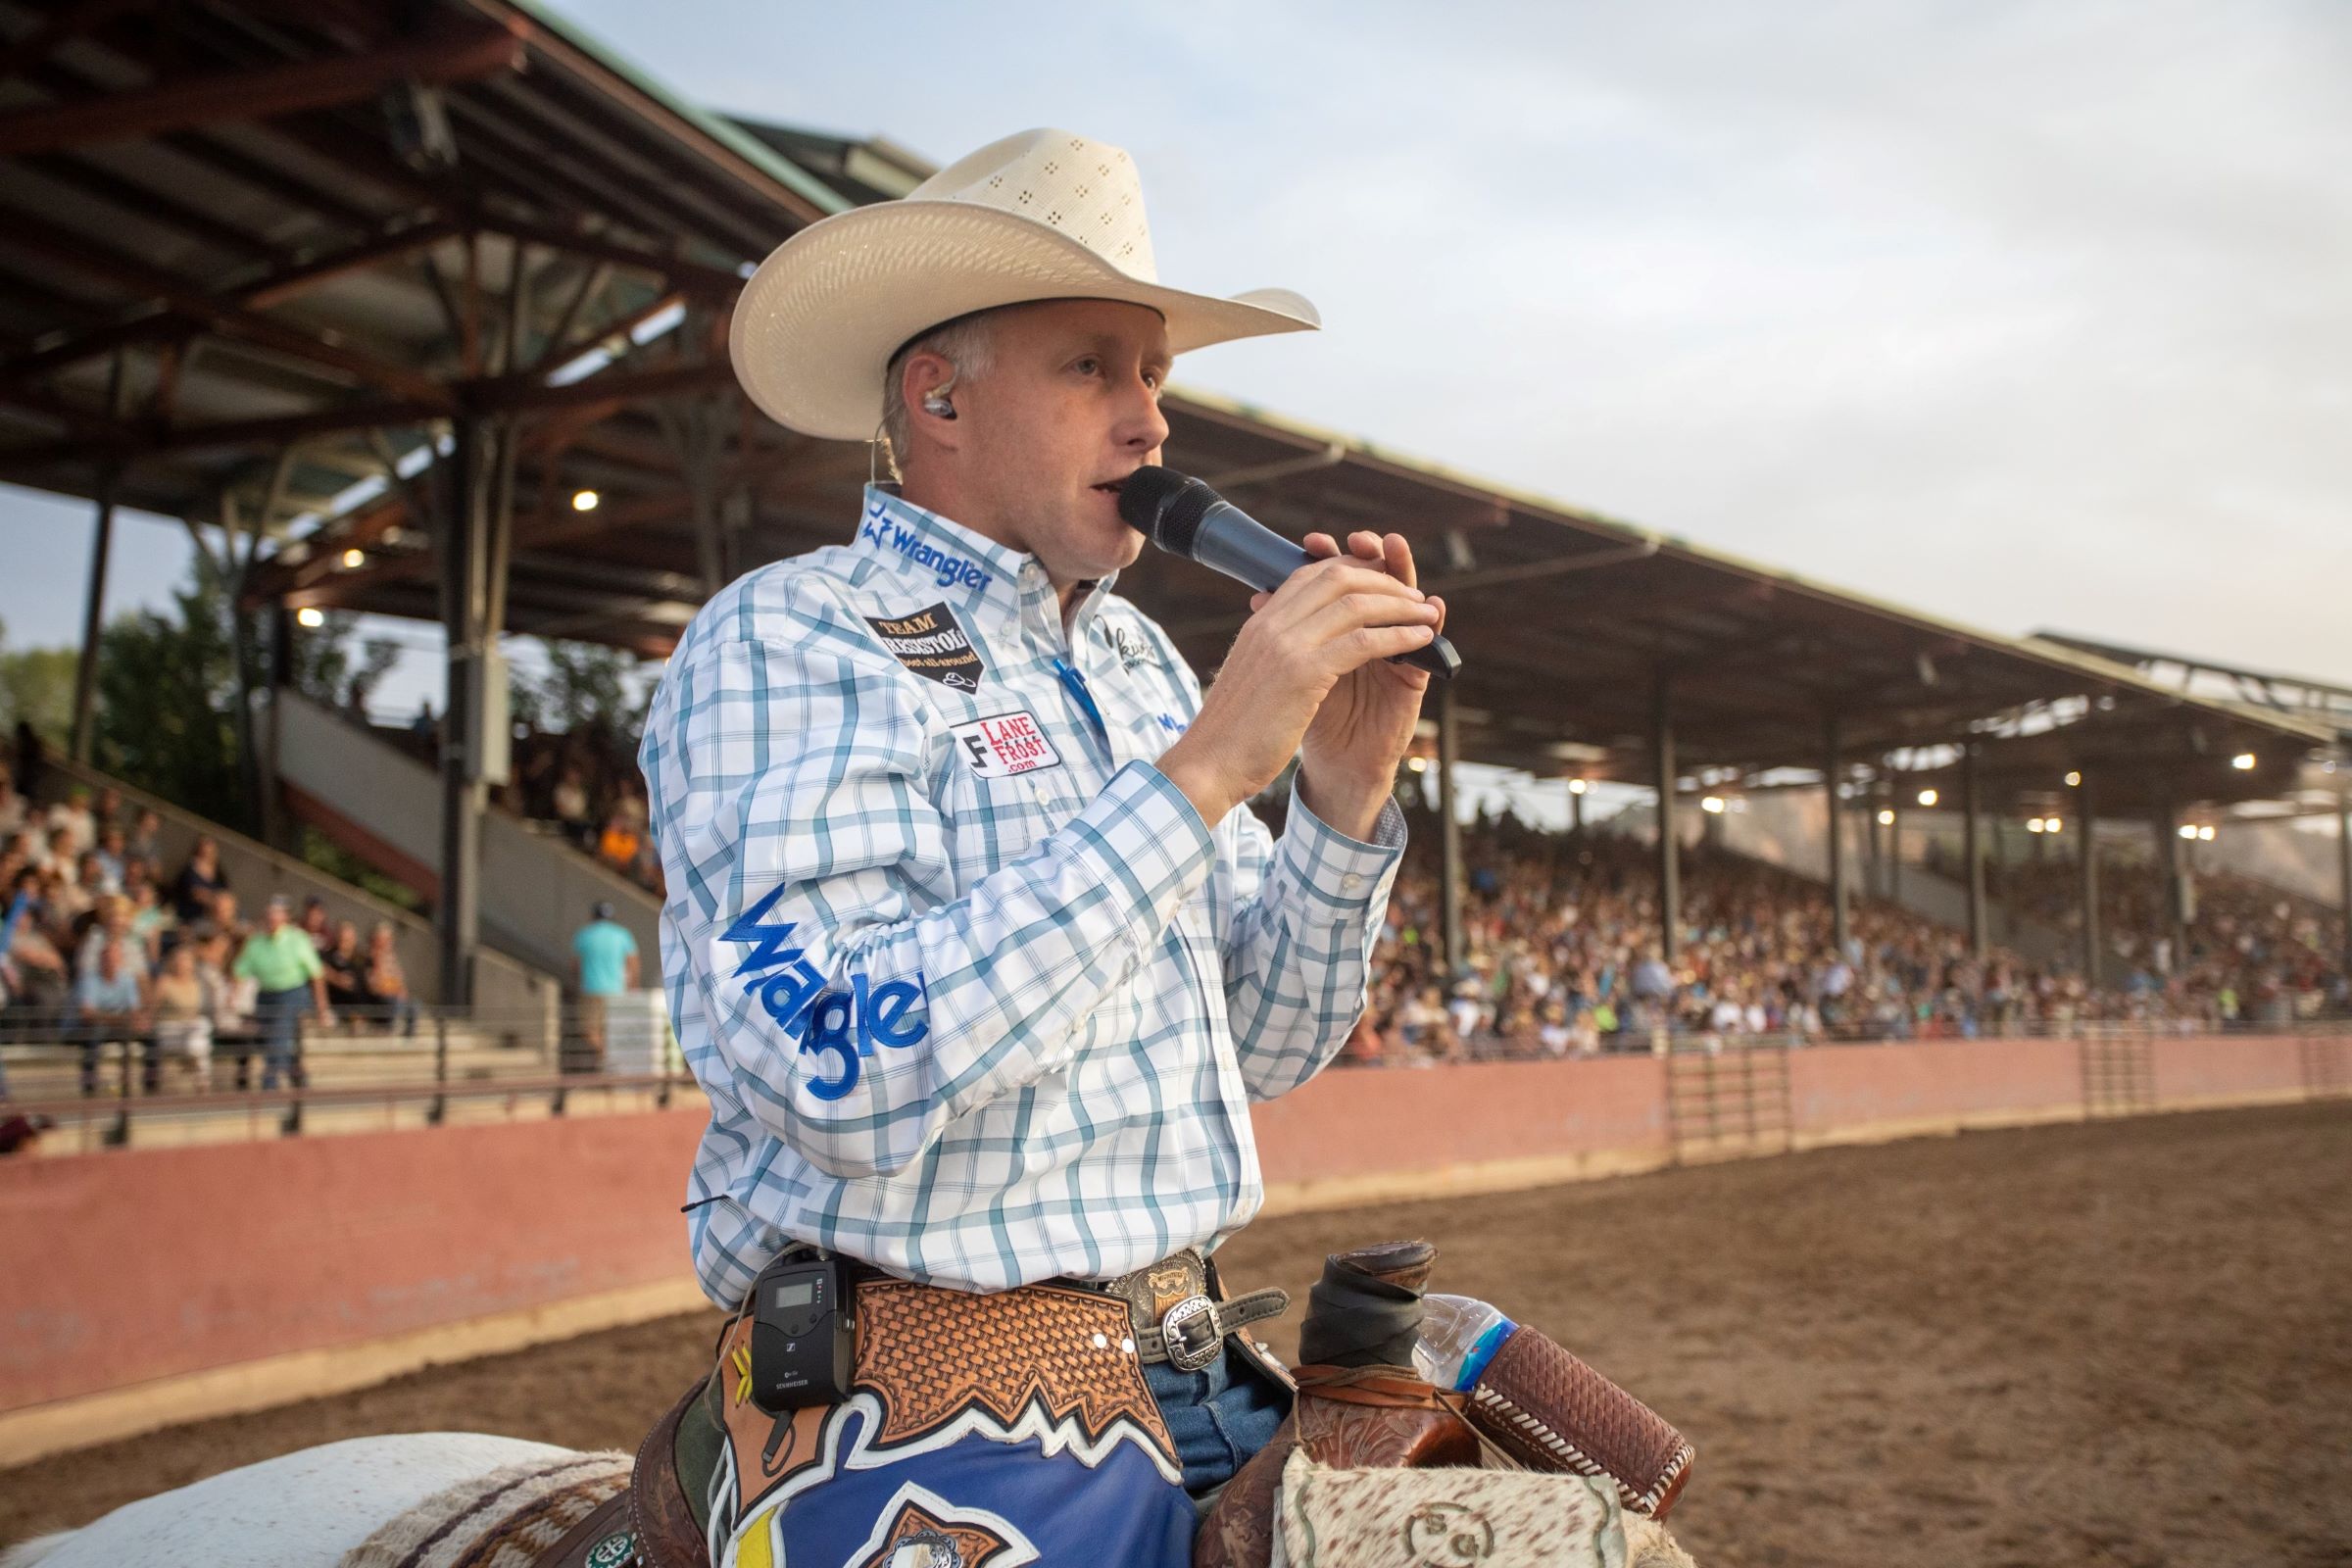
[1341,873,1364,893]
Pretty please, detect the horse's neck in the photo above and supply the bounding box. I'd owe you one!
[34,1434,577,1568]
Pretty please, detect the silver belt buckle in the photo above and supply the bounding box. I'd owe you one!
[1157,1293,1221,1372]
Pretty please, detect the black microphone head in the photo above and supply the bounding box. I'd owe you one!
[1115,466,1218,558]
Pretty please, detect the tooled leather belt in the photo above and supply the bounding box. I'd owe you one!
[1056,1248,1290,1373]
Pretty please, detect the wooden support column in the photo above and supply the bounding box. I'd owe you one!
[437,417,491,1007]
[1653,677,1680,964]
[2156,794,2185,978]
[1437,681,1463,974]
[68,476,117,763]
[2338,789,2352,981]
[1962,743,1984,960]
[2077,773,2100,984]
[1824,715,1848,956]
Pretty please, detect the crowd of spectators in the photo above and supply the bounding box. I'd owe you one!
[0,779,420,1101]
[1340,801,2350,1066]
[1966,853,2348,1028]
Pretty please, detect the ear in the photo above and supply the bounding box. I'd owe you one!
[898,351,963,445]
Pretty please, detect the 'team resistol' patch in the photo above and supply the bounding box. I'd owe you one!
[865,603,986,693]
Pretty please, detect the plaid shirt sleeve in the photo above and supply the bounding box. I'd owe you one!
[642,576,1218,1181]
[1213,774,1406,1101]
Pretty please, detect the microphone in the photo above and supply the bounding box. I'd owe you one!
[1116,466,1462,680]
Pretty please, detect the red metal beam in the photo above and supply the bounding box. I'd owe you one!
[0,23,528,157]
[0,219,459,385]
[472,219,743,301]
[0,207,453,408]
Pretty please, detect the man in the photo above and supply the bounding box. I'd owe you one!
[231,894,332,1091]
[644,129,1445,1565]
[569,900,640,1071]
[74,895,150,1096]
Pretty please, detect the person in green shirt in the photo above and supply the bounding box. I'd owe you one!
[232,894,333,1090]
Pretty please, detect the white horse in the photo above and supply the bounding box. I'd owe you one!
[5,1433,1700,1568]
[4,1434,1698,1568]
[1,1434,580,1568]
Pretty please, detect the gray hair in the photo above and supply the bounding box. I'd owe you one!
[877,312,1000,479]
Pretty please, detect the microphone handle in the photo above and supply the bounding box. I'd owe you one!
[1194,504,1460,681]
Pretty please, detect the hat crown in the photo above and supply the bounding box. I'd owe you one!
[906,127,1158,282]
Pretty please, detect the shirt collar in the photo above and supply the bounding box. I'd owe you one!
[856,485,1120,649]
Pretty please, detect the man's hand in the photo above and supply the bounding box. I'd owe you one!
[1156,535,1443,833]
[1293,530,1444,839]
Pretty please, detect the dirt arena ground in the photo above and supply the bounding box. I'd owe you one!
[6,1101,2348,1565]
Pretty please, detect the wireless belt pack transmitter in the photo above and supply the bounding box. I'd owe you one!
[749,1250,856,1412]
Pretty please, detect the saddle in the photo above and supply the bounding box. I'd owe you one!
[1194,1240,1696,1568]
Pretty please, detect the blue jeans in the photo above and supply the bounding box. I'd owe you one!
[255,986,311,1090]
[1142,1342,1291,1494]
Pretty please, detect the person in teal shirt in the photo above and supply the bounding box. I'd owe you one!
[570,902,639,1071]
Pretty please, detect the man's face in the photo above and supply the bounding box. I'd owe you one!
[931,299,1172,588]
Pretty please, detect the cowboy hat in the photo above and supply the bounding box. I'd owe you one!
[729,127,1319,441]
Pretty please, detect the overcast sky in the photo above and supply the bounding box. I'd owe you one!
[4,0,2345,699]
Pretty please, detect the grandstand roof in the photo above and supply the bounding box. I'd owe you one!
[0,12,2330,819]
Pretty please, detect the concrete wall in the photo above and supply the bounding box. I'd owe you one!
[273,692,660,984]
[1,1033,2338,1459]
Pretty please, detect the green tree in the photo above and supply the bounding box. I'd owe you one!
[510,640,652,747]
[0,616,77,748]
[37,554,407,835]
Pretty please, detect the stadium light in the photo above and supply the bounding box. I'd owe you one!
[2230,752,2256,770]
[1406,757,1427,773]
[2198,825,2216,841]
[2045,817,2063,834]
[2178,823,2199,840]
[1568,778,1588,795]
[1701,795,1726,814]
[1917,788,1938,808]
[2064,770,2082,787]
[1876,808,1895,826]
[340,547,365,568]
[571,489,600,513]
[294,607,325,629]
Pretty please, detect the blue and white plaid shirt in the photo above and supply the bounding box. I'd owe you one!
[642,485,1405,1302]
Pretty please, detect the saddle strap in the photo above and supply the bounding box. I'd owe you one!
[531,1491,637,1568]
[628,1379,714,1568]
[1133,1287,1291,1366]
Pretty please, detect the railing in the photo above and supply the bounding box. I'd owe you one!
[0,998,686,1152]
[4,1069,699,1152]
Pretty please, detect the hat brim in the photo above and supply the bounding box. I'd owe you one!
[729,200,1319,441]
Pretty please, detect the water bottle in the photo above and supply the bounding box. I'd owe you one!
[1411,1293,1517,1391]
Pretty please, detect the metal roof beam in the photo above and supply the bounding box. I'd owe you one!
[0,218,459,384]
[0,22,526,157]
[0,206,452,407]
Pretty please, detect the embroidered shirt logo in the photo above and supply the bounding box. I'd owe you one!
[951,711,1064,779]
[1106,622,1154,670]
[861,504,994,592]
[719,885,929,1102]
[866,603,986,692]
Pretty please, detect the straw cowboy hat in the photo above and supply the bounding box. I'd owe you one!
[729,127,1320,441]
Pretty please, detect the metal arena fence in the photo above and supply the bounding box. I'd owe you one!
[0,1000,686,1152]
[4,1001,2346,1156]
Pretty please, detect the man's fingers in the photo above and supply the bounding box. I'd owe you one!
[1385,532,1417,591]
[1298,591,1444,662]
[1302,532,1341,559]
[1266,558,1426,625]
